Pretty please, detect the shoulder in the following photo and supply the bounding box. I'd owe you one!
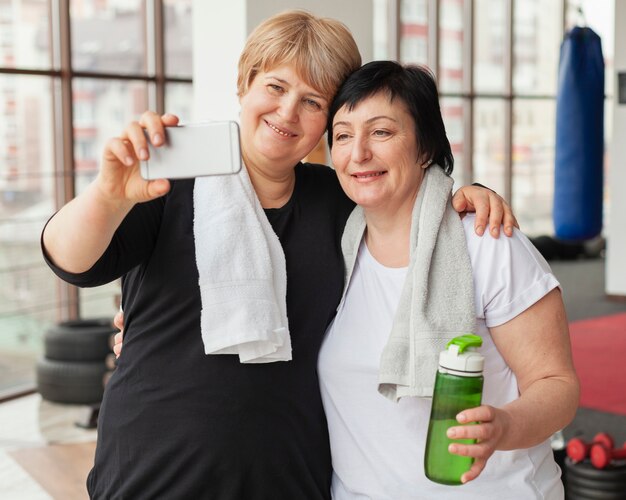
[461,215,559,325]
[461,214,552,274]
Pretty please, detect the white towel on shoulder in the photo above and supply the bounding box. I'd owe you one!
[193,167,291,363]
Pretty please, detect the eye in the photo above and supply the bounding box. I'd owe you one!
[373,129,391,137]
[302,98,322,112]
[267,84,284,94]
[334,132,351,142]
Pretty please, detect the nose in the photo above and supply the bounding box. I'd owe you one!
[351,135,372,164]
[277,95,299,123]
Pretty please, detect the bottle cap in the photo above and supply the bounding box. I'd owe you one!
[438,334,484,377]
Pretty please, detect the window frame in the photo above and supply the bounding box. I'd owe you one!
[0,0,192,324]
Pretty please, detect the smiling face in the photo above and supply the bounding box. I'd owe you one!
[330,92,426,215]
[238,65,329,176]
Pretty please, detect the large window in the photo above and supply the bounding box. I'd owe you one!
[380,0,613,234]
[0,0,192,398]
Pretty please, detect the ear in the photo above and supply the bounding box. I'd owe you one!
[420,159,433,169]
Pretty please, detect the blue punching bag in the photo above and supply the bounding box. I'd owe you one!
[553,26,604,240]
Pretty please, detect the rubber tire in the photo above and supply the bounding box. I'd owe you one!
[565,458,626,482]
[36,357,106,404]
[45,319,115,362]
[565,484,626,500]
[566,473,626,493]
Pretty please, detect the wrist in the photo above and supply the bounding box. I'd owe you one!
[91,177,135,215]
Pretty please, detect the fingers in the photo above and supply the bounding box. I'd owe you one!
[470,195,489,237]
[451,191,469,213]
[138,111,180,149]
[445,405,504,483]
[103,137,137,167]
[146,178,171,199]
[448,421,495,442]
[486,192,505,239]
[113,331,123,358]
[112,310,124,358]
[452,185,520,238]
[501,199,519,236]
[161,112,180,127]
[120,111,181,163]
[125,121,151,161]
[113,309,124,330]
[456,405,496,425]
[460,458,487,484]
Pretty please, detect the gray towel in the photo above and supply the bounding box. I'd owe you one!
[340,166,475,401]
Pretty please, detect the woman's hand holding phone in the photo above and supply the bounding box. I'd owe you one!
[96,111,179,206]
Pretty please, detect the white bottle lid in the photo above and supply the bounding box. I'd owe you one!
[438,336,484,377]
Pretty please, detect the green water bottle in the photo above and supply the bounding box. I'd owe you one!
[424,334,484,485]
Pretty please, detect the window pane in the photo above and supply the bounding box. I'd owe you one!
[512,99,556,236]
[0,0,52,69]
[513,0,562,95]
[400,0,429,64]
[71,0,146,75]
[164,0,192,78]
[0,75,55,394]
[441,96,465,188]
[73,78,149,193]
[474,0,506,93]
[473,98,506,195]
[439,0,465,93]
[165,82,193,121]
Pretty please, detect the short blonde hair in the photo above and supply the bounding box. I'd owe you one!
[237,10,362,102]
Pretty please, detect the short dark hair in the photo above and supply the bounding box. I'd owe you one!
[327,60,454,175]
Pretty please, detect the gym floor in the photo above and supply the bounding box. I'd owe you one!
[0,257,624,499]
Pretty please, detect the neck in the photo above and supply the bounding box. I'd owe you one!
[364,201,414,268]
[242,152,297,209]
[362,178,422,267]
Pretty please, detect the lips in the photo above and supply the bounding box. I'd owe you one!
[265,120,297,137]
[352,170,387,179]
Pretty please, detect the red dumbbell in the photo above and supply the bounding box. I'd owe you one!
[566,432,614,463]
[590,442,626,469]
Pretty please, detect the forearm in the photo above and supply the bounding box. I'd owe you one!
[497,374,579,451]
[43,180,135,273]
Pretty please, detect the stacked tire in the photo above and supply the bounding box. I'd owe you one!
[36,319,116,405]
[564,457,626,499]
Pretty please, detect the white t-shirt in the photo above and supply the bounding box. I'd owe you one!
[318,215,563,500]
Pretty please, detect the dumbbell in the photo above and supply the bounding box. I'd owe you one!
[590,442,626,469]
[566,433,614,463]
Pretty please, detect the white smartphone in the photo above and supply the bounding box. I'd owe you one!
[140,121,242,180]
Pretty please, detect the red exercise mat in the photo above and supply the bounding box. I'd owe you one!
[569,312,626,416]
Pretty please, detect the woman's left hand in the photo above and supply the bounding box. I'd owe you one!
[445,405,511,484]
[452,185,519,238]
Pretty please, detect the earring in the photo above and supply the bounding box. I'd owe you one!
[421,159,433,169]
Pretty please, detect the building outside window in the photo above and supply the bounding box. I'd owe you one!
[0,0,192,398]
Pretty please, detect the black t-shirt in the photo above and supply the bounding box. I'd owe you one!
[45,163,355,499]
